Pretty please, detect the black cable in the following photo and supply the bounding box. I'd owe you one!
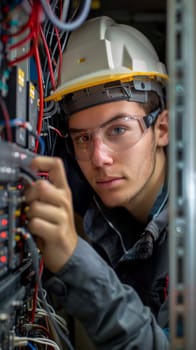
[19,166,39,183]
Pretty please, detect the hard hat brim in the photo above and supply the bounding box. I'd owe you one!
[45,71,168,102]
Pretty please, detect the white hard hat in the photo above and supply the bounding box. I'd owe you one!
[46,16,168,103]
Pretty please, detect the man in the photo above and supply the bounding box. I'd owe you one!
[25,16,169,349]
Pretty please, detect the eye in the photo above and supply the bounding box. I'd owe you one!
[106,121,130,138]
[105,117,138,138]
[73,133,90,145]
[110,125,127,136]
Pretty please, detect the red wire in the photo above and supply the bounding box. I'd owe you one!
[31,257,44,324]
[53,0,63,85]
[40,28,56,90]
[8,16,33,38]
[33,1,43,46]
[8,0,41,66]
[8,46,34,66]
[50,126,65,138]
[34,43,44,151]
[54,26,63,85]
[57,0,63,85]
[29,324,51,338]
[9,29,34,50]
[0,96,12,142]
[8,0,63,155]
[24,1,44,152]
[36,172,49,178]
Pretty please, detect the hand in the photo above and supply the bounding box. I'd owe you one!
[24,156,78,273]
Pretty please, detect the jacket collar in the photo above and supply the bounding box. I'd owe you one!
[83,184,168,266]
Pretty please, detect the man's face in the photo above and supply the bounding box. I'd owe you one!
[68,100,168,216]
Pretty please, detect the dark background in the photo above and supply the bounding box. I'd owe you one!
[88,0,167,64]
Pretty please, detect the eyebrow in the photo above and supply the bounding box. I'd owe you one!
[69,114,132,133]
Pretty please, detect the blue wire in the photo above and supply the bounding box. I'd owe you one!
[0,118,45,155]
[37,134,45,155]
[27,342,36,350]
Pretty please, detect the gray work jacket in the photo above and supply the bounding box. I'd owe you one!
[47,237,169,349]
[45,186,169,349]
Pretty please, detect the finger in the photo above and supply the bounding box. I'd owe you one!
[27,216,58,242]
[26,200,70,225]
[30,156,68,189]
[25,178,72,207]
[26,216,78,269]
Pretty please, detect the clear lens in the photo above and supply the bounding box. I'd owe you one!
[102,117,145,151]
[66,110,160,161]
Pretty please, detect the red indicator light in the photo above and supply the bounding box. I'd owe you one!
[0,255,7,263]
[1,219,8,226]
[0,232,7,239]
[17,184,23,190]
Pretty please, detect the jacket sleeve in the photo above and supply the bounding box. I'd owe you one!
[46,237,169,350]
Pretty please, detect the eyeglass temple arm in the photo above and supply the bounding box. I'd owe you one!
[143,108,162,128]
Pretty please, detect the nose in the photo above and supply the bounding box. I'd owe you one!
[90,135,114,167]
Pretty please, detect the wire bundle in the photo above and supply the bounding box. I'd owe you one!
[0,2,92,349]
[19,229,75,350]
[1,0,91,154]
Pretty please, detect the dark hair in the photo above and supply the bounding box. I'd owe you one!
[139,91,163,114]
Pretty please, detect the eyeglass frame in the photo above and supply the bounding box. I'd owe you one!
[64,107,161,161]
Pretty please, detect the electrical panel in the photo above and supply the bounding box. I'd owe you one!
[2,0,196,349]
[0,1,91,349]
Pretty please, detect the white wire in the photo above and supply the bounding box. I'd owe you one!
[61,0,70,22]
[37,297,56,313]
[40,0,91,32]
[14,336,61,350]
[35,308,68,333]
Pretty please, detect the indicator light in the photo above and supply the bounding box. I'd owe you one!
[0,255,7,263]
[0,231,7,239]
[1,218,8,226]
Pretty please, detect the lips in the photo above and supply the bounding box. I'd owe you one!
[97,177,120,183]
[96,177,124,186]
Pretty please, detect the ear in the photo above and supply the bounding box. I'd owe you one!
[154,109,169,147]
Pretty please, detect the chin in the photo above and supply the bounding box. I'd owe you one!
[100,195,125,208]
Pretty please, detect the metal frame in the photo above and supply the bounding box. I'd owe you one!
[168,0,196,348]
